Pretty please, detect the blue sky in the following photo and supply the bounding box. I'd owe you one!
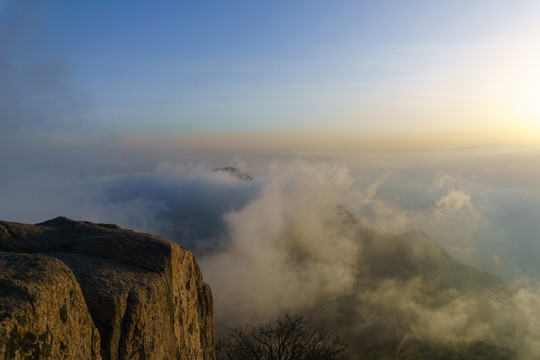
[2,0,539,140]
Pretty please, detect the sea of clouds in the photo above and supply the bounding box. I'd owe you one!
[3,147,540,355]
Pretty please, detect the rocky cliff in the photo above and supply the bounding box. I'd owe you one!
[0,217,215,360]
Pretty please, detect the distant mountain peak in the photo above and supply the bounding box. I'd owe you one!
[214,167,253,181]
[335,205,358,224]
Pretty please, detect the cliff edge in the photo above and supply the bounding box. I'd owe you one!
[0,217,215,360]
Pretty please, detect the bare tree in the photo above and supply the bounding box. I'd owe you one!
[217,314,346,360]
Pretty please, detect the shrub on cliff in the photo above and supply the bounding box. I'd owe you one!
[217,314,346,360]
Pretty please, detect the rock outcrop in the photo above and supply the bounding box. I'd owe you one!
[0,217,215,360]
[0,253,101,360]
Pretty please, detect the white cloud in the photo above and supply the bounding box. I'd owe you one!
[201,162,360,323]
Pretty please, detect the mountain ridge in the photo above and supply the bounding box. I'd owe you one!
[308,208,521,359]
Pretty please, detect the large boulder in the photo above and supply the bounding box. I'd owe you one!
[0,217,215,360]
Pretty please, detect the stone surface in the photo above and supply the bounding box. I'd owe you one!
[0,217,215,360]
[0,253,101,360]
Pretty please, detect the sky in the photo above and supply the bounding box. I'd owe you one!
[1,0,540,145]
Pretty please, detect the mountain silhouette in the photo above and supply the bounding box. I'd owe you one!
[308,207,520,359]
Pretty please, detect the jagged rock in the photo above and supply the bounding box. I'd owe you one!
[0,217,215,360]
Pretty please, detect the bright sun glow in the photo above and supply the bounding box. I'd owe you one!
[509,61,540,129]
[519,73,540,122]
[488,35,540,132]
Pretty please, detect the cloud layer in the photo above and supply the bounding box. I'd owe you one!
[2,139,540,356]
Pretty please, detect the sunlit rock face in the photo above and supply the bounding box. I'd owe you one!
[0,252,101,360]
[0,217,215,360]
